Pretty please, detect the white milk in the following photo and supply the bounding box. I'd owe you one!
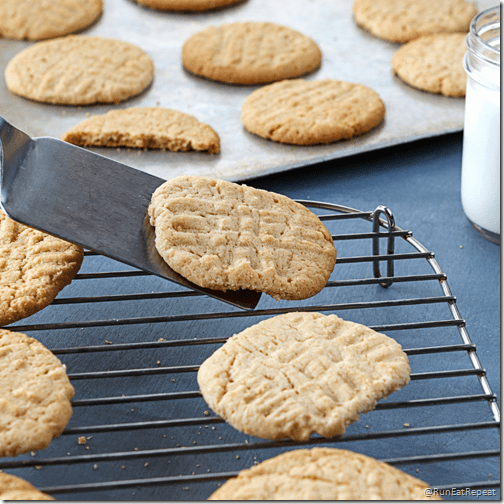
[461,77,500,235]
[460,6,500,243]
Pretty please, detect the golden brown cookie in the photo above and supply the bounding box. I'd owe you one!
[241,78,385,145]
[208,447,441,500]
[5,35,154,105]
[0,0,102,41]
[148,176,336,300]
[0,472,54,500]
[353,0,477,43]
[0,329,75,458]
[132,0,243,11]
[0,209,83,327]
[392,33,467,97]
[182,22,321,85]
[198,312,410,441]
[62,107,220,154]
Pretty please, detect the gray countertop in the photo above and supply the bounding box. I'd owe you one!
[0,132,500,500]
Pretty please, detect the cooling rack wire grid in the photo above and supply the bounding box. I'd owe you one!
[0,201,500,501]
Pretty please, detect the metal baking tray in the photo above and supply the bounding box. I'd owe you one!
[0,0,492,182]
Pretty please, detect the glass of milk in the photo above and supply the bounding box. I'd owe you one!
[461,5,500,244]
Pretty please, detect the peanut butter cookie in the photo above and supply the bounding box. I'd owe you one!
[133,0,243,11]
[63,107,220,154]
[0,329,74,457]
[148,176,336,300]
[0,472,54,500]
[208,447,441,500]
[353,0,477,43]
[182,22,321,85]
[198,312,410,441]
[0,0,102,40]
[392,33,467,97]
[0,209,83,327]
[5,35,154,105]
[241,78,385,145]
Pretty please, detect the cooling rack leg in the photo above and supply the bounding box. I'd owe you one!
[372,206,395,288]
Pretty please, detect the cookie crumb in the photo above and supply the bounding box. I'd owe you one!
[78,436,86,445]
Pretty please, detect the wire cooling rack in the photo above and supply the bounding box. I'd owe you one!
[0,201,500,501]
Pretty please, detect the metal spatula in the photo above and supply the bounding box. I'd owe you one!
[0,116,261,310]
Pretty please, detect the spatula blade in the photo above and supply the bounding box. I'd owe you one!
[0,118,261,310]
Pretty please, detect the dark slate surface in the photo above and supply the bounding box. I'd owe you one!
[1,132,499,501]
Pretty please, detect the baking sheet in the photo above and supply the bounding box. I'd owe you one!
[0,0,493,182]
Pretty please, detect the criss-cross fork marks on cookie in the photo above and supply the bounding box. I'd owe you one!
[182,22,321,85]
[241,78,385,145]
[0,210,84,327]
[148,176,336,300]
[198,312,411,441]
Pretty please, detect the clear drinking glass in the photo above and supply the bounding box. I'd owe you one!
[461,6,500,244]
